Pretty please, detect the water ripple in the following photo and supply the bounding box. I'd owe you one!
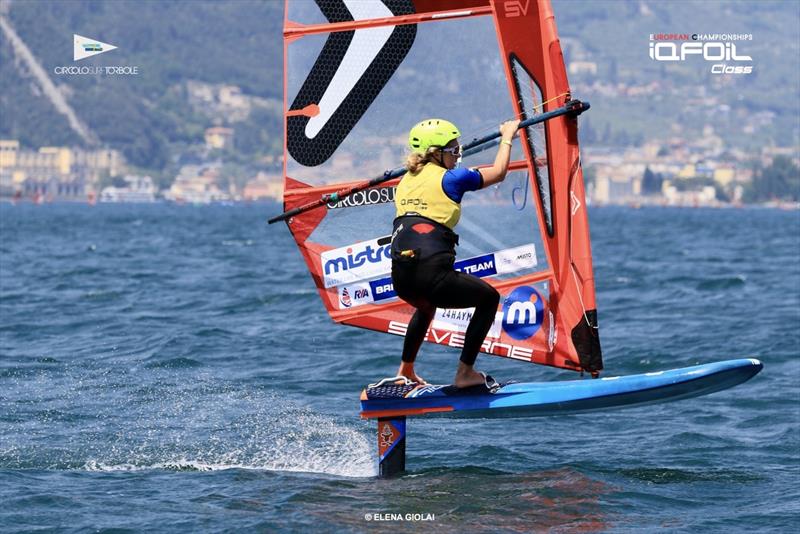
[1,203,798,532]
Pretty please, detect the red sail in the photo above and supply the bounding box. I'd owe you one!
[280,0,602,374]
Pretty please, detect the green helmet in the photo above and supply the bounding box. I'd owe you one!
[408,119,460,152]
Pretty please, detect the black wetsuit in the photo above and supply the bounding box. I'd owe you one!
[391,214,499,365]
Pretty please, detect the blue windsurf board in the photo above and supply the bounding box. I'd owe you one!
[360,359,763,419]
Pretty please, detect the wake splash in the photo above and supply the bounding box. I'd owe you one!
[1,366,376,478]
[78,410,375,478]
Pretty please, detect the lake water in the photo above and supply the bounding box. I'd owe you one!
[1,202,798,532]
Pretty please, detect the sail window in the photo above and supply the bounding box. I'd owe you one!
[509,55,554,237]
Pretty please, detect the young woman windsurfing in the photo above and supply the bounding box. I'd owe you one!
[391,118,520,388]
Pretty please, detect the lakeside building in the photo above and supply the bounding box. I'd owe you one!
[584,139,763,206]
[164,164,231,204]
[661,183,720,207]
[204,127,235,150]
[185,81,280,124]
[0,140,123,201]
[242,172,283,201]
[568,61,597,76]
[99,175,157,203]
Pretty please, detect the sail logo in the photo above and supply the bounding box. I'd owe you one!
[503,0,530,17]
[340,287,352,308]
[324,244,390,275]
[74,34,118,61]
[570,190,582,215]
[327,187,395,209]
[457,256,496,277]
[321,236,392,288]
[354,288,369,299]
[338,282,373,308]
[432,308,502,339]
[495,243,537,273]
[333,244,538,307]
[388,320,531,361]
[502,286,545,340]
[367,279,396,302]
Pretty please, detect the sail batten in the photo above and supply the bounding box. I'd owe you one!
[285,6,493,38]
[281,0,602,374]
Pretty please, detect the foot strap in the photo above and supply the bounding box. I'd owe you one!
[368,375,416,389]
[480,372,501,393]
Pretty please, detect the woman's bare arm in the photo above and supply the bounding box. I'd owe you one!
[479,119,520,188]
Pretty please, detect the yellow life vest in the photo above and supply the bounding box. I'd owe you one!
[395,163,461,229]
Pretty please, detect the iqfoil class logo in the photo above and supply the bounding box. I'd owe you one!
[502,286,544,340]
[648,32,753,74]
[74,34,117,61]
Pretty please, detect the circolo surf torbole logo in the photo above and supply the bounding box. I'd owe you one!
[54,34,138,76]
[502,286,545,340]
[73,34,117,61]
[326,187,395,209]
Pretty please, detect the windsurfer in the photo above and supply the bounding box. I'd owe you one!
[391,118,520,388]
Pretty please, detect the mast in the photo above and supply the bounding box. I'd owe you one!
[491,0,602,373]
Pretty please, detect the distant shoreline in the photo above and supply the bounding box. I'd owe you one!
[2,197,798,211]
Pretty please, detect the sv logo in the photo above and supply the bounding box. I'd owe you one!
[504,0,530,17]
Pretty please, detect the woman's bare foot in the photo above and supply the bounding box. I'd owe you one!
[397,362,426,385]
[454,362,487,388]
[400,371,426,384]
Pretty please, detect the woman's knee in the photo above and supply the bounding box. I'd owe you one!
[478,284,500,309]
[412,302,436,320]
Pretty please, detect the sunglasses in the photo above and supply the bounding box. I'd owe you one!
[441,145,461,157]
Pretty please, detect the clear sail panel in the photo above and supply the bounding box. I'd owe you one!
[285,13,526,186]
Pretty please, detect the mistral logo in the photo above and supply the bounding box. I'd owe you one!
[321,236,392,288]
[502,286,545,340]
[74,34,117,61]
